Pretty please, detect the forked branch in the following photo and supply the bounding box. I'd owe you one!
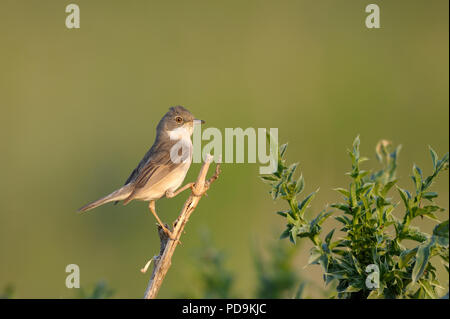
[143,154,221,299]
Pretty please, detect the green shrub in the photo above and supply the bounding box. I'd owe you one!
[261,136,449,298]
[184,231,307,298]
[253,241,302,298]
[190,231,235,298]
[77,281,115,299]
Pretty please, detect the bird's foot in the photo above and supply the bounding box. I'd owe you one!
[165,190,175,198]
[160,226,181,244]
[190,184,207,197]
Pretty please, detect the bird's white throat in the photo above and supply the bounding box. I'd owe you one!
[168,126,193,142]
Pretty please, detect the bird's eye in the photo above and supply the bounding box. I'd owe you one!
[175,116,183,124]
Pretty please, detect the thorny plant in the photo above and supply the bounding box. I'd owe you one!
[261,136,449,298]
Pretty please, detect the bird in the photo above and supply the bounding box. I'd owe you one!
[78,106,204,239]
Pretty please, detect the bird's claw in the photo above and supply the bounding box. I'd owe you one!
[161,228,181,244]
[165,190,174,198]
[190,184,206,197]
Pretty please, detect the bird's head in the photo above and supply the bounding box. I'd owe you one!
[158,105,204,140]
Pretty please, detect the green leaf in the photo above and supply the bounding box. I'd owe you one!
[433,220,449,239]
[423,192,438,201]
[433,220,449,246]
[412,237,436,283]
[325,229,335,245]
[381,180,397,196]
[359,183,374,196]
[419,280,436,299]
[294,282,306,299]
[294,174,304,194]
[398,248,418,269]
[353,135,360,156]
[350,183,357,208]
[376,140,389,163]
[280,228,290,239]
[331,203,352,215]
[286,162,298,182]
[367,289,382,299]
[279,143,288,159]
[429,146,438,171]
[347,148,355,162]
[335,215,351,226]
[359,157,369,164]
[311,211,333,229]
[308,247,322,265]
[286,213,296,225]
[289,226,299,244]
[345,285,362,293]
[350,254,363,275]
[276,211,288,217]
[298,191,317,216]
[413,205,444,220]
[396,186,411,211]
[436,152,449,172]
[334,187,350,198]
[401,226,429,243]
[413,164,423,193]
[260,175,278,182]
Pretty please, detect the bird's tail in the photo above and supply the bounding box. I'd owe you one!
[78,184,132,213]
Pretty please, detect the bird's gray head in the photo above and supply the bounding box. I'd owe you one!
[157,106,204,140]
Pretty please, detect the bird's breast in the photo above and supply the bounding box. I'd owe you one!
[135,147,192,202]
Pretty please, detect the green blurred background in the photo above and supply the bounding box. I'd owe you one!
[0,0,448,298]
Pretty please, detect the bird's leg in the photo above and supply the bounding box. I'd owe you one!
[165,182,207,199]
[148,201,175,240]
[165,183,195,198]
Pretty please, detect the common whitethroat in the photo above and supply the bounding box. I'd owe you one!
[78,106,205,239]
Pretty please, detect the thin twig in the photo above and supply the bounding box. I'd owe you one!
[143,154,221,299]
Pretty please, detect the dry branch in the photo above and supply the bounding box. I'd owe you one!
[143,154,221,299]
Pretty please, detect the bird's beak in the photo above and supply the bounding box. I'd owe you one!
[194,119,205,124]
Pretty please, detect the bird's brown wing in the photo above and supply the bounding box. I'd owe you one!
[113,141,157,205]
[122,145,156,187]
[122,139,188,205]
